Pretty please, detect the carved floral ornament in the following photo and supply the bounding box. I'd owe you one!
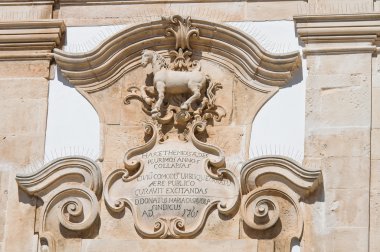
[15,15,322,252]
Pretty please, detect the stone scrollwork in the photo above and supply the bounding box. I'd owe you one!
[104,119,240,239]
[240,156,322,252]
[16,156,102,252]
[106,15,240,239]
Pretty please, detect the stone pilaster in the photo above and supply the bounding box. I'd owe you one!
[0,20,65,251]
[295,14,380,252]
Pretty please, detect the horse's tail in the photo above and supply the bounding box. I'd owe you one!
[206,80,222,108]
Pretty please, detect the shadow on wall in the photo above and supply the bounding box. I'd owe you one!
[57,66,75,88]
[285,62,303,89]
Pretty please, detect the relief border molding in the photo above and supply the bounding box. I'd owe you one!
[16,156,102,252]
[0,20,65,60]
[294,13,380,55]
[54,16,301,93]
[240,156,322,252]
[104,120,240,239]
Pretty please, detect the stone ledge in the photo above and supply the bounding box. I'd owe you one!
[0,20,65,60]
[294,14,380,55]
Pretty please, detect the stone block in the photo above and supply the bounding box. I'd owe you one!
[103,125,147,162]
[371,160,380,191]
[0,98,48,135]
[0,60,50,78]
[0,5,52,20]
[81,239,258,252]
[372,87,380,128]
[325,189,369,228]
[305,128,370,158]
[322,157,370,190]
[247,1,304,21]
[307,73,370,90]
[0,78,48,100]
[370,230,380,252]
[305,80,370,129]
[0,134,46,167]
[3,171,36,252]
[372,56,380,88]
[328,227,368,252]
[372,129,380,159]
[370,190,380,250]
[319,84,370,128]
[0,171,9,242]
[60,2,245,26]
[307,54,371,76]
[92,81,122,125]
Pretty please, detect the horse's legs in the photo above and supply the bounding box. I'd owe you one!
[140,85,153,105]
[152,81,165,114]
[181,82,201,110]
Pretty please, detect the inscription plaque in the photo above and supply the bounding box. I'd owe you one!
[104,122,240,238]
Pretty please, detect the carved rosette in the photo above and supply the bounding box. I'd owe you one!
[104,119,240,238]
[240,156,322,252]
[16,156,102,252]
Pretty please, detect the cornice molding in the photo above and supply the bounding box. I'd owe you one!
[294,13,380,55]
[0,0,54,5]
[54,17,300,92]
[0,20,65,60]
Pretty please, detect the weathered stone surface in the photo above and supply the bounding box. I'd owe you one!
[4,4,380,252]
[322,157,370,189]
[328,227,369,252]
[305,128,370,158]
[0,61,50,78]
[295,15,377,251]
[81,239,259,252]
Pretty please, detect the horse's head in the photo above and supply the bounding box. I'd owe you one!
[141,49,153,68]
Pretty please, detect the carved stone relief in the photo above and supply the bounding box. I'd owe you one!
[104,121,240,238]
[104,16,240,238]
[15,15,322,252]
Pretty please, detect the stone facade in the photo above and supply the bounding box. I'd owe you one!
[0,1,379,252]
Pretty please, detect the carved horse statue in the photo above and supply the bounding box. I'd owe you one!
[140,49,209,115]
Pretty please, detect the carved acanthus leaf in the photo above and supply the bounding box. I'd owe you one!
[163,15,199,51]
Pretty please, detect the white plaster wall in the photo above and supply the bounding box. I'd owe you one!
[228,21,306,164]
[44,65,100,161]
[44,26,130,161]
